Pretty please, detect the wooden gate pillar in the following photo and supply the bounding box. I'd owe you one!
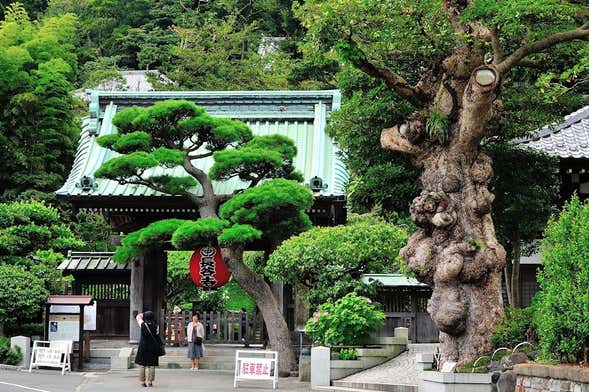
[142,249,167,336]
[129,258,144,344]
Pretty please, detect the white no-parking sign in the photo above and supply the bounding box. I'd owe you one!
[234,350,278,389]
[29,340,72,376]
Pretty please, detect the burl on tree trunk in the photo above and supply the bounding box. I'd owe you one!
[382,65,506,365]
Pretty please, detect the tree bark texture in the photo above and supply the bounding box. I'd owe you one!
[383,63,507,365]
[223,247,297,375]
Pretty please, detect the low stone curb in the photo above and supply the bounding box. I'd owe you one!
[514,363,589,383]
[0,364,24,371]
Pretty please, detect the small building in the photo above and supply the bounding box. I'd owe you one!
[58,252,130,338]
[361,274,438,343]
[514,104,589,306]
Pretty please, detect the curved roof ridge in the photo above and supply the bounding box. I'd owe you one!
[518,104,589,158]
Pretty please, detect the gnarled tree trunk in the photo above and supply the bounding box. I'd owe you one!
[381,63,506,365]
[223,247,297,375]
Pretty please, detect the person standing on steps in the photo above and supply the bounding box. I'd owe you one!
[135,311,161,387]
[187,313,205,370]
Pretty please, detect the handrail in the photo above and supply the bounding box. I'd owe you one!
[471,355,490,373]
[513,342,532,353]
[491,347,511,361]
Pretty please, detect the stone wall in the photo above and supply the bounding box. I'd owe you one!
[514,364,589,392]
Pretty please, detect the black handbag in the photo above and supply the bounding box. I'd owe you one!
[145,323,166,356]
[193,325,203,345]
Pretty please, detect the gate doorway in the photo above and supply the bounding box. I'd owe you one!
[165,311,265,346]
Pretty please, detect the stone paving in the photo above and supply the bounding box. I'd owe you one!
[0,368,311,392]
[341,343,439,386]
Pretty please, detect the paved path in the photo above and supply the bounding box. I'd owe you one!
[0,369,311,392]
[341,343,439,386]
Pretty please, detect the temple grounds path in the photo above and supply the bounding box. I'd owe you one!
[0,369,311,392]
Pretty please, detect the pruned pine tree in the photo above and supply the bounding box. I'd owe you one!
[297,0,589,365]
[94,100,312,374]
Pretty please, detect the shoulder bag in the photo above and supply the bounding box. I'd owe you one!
[144,322,166,356]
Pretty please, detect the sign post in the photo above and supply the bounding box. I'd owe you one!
[234,350,278,389]
[44,295,94,371]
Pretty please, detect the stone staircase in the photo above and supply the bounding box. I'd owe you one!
[159,345,263,371]
[85,341,262,372]
[312,344,439,392]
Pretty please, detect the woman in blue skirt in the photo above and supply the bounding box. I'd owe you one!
[187,313,204,370]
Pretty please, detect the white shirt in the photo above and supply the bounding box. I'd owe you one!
[187,321,204,342]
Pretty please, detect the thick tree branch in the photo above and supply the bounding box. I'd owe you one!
[118,176,202,206]
[490,26,503,64]
[183,155,213,194]
[187,151,214,160]
[497,22,589,74]
[516,59,544,69]
[346,38,427,106]
[381,125,423,155]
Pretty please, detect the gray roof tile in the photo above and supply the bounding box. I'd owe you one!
[58,252,130,271]
[519,106,589,158]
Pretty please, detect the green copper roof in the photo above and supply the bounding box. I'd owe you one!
[57,90,347,200]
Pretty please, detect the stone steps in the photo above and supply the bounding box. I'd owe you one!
[314,386,380,392]
[333,381,417,392]
[159,354,236,370]
[87,343,261,371]
[314,382,417,392]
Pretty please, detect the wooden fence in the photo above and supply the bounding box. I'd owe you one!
[164,311,265,346]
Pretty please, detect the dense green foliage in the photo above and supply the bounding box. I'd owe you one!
[295,0,587,220]
[0,200,83,332]
[267,218,408,305]
[0,264,49,331]
[0,336,23,365]
[0,200,83,282]
[305,292,384,346]
[219,179,313,247]
[536,196,589,363]
[96,101,311,264]
[224,280,256,313]
[338,348,358,360]
[486,143,560,307]
[491,307,537,349]
[326,71,419,218]
[0,4,79,201]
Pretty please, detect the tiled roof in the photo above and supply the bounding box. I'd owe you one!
[56,90,347,200]
[58,252,130,271]
[519,106,589,158]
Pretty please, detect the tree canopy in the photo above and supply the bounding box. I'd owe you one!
[94,100,313,373]
[0,3,79,201]
[266,217,408,305]
[0,200,83,333]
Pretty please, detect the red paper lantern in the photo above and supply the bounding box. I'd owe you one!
[189,246,231,289]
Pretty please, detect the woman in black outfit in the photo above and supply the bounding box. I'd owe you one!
[135,311,160,387]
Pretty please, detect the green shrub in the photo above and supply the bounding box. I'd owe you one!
[338,348,358,360]
[224,281,256,313]
[0,336,23,365]
[4,322,43,337]
[535,196,589,363]
[305,292,384,346]
[491,307,537,349]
